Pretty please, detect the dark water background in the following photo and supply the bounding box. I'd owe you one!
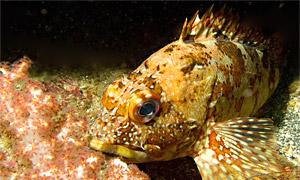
[1,1,299,180]
[2,1,299,68]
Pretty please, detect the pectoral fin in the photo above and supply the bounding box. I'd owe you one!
[193,117,285,180]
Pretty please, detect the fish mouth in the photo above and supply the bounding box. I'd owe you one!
[89,138,151,163]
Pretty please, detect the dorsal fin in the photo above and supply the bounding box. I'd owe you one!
[179,4,268,48]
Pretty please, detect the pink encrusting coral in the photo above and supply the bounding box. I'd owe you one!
[0,57,149,180]
[105,159,151,180]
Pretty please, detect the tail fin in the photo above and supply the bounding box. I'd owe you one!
[193,117,286,180]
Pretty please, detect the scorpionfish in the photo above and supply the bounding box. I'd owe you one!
[89,5,286,179]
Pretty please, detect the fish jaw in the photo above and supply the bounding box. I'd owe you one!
[88,112,199,163]
[89,137,193,163]
[192,117,285,179]
[89,138,152,162]
[88,113,154,163]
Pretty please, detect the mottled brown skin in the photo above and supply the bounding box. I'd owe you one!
[88,36,280,162]
[86,5,288,178]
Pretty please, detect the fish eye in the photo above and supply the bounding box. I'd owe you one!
[139,102,154,116]
[129,90,160,124]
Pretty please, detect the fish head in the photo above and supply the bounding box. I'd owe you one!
[88,44,214,162]
[89,78,196,162]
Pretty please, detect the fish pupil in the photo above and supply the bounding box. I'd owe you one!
[139,103,154,116]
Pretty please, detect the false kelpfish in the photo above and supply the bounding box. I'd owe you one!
[88,5,287,179]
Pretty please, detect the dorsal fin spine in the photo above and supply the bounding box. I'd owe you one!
[179,18,188,43]
[179,4,268,48]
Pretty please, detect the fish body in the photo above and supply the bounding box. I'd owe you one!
[89,5,285,179]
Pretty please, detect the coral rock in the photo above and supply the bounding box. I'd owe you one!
[0,57,148,180]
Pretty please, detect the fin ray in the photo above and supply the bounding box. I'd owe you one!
[179,4,267,48]
[193,117,284,180]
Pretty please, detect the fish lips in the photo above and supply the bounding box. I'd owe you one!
[89,137,152,163]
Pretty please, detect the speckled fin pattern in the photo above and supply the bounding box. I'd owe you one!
[193,117,283,180]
